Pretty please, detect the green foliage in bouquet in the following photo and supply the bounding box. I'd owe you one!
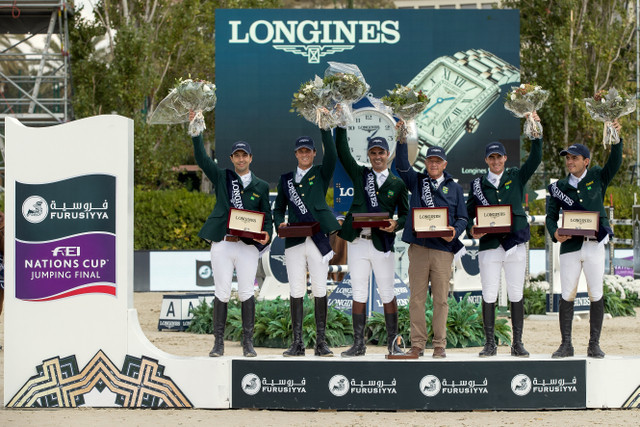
[381,84,430,120]
[323,73,367,103]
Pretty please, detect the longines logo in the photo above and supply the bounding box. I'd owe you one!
[228,19,401,64]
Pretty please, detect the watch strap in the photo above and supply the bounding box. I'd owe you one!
[452,49,520,86]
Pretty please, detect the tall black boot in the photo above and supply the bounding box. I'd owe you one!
[341,301,367,357]
[552,298,575,358]
[384,297,404,356]
[479,301,497,357]
[314,296,333,357]
[283,297,305,357]
[241,296,257,357]
[587,298,605,358]
[510,299,530,357]
[208,297,227,357]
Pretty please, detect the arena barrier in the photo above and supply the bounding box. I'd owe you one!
[4,116,640,410]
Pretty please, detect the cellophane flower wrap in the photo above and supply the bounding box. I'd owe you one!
[323,62,370,126]
[148,78,217,137]
[381,84,429,143]
[584,88,636,147]
[504,83,548,140]
[290,76,336,130]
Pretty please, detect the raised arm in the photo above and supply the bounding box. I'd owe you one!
[335,126,360,177]
[518,137,543,184]
[600,137,623,188]
[192,134,220,187]
[319,129,338,186]
[395,140,418,189]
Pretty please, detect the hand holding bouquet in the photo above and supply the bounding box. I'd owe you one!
[584,88,636,147]
[381,84,429,143]
[504,83,549,139]
[148,78,217,137]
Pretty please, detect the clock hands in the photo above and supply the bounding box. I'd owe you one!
[422,96,455,117]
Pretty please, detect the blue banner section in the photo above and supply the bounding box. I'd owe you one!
[215,9,521,188]
[328,272,409,316]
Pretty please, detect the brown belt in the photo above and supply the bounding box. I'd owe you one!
[224,235,240,242]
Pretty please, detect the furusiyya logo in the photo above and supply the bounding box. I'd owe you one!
[241,374,261,396]
[242,373,307,395]
[228,19,400,64]
[511,374,532,396]
[329,375,397,396]
[22,196,111,223]
[22,195,48,223]
[419,375,488,397]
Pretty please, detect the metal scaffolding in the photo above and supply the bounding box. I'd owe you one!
[0,0,73,188]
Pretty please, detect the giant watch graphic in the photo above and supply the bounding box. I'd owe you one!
[408,49,519,171]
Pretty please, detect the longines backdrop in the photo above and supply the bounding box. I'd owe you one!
[215,9,521,188]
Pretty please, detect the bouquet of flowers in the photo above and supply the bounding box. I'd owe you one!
[290,76,336,130]
[381,84,429,143]
[323,62,370,126]
[584,87,636,147]
[291,63,370,129]
[504,83,549,139]
[148,78,217,137]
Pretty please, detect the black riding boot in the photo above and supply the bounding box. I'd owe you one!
[384,297,404,356]
[479,301,497,357]
[552,298,575,358]
[341,301,367,357]
[283,297,305,357]
[208,297,227,357]
[587,298,605,358]
[314,296,333,357]
[510,299,530,357]
[241,296,257,357]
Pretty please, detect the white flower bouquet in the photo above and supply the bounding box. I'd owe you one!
[381,84,429,143]
[584,88,636,147]
[504,83,549,139]
[323,62,370,126]
[290,76,337,130]
[148,78,217,137]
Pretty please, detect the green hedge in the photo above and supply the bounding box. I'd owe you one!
[134,187,211,250]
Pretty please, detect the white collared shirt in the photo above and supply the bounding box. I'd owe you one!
[487,171,503,188]
[568,169,587,188]
[239,172,252,188]
[295,166,311,183]
[374,169,389,188]
[432,174,445,189]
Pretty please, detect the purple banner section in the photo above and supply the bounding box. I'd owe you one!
[16,233,116,301]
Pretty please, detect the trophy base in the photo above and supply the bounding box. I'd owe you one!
[558,228,597,237]
[278,222,320,238]
[414,229,454,238]
[228,229,265,240]
[474,226,511,234]
[385,353,419,360]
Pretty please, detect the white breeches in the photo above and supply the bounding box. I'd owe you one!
[478,244,526,303]
[285,237,330,298]
[210,240,259,302]
[347,237,395,304]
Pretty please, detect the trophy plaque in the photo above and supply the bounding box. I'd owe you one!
[475,204,512,234]
[227,208,266,240]
[413,207,452,238]
[352,212,391,228]
[278,221,321,238]
[558,210,599,237]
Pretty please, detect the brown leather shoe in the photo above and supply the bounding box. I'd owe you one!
[406,346,424,358]
[432,347,446,359]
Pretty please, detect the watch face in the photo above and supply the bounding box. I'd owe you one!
[408,58,500,153]
[346,107,397,166]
